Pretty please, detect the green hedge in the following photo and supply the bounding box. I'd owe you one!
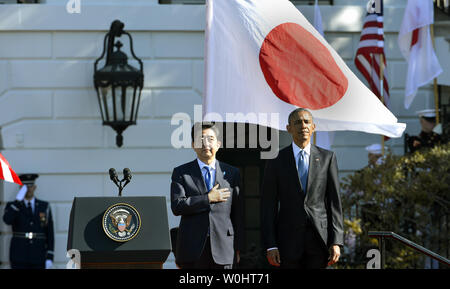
[339,143,450,269]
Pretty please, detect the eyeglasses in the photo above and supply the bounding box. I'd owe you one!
[193,136,217,149]
[200,136,216,142]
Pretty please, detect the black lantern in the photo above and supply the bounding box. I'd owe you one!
[94,20,144,147]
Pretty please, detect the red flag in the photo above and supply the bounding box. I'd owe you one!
[0,152,22,185]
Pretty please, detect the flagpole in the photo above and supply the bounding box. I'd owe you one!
[379,51,386,226]
[379,53,385,155]
[313,0,319,148]
[430,23,440,125]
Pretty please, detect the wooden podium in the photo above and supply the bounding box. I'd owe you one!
[67,196,171,269]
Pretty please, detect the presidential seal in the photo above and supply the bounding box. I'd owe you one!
[102,203,141,242]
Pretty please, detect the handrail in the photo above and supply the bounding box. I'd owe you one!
[368,231,450,268]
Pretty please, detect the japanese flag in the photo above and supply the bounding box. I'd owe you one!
[398,0,442,109]
[203,0,406,138]
[0,152,22,185]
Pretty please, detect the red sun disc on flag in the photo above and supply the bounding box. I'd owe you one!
[259,22,348,110]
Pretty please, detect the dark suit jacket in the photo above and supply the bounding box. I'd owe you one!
[3,198,54,265]
[261,144,344,261]
[171,159,244,265]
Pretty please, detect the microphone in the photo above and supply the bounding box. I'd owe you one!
[109,168,120,187]
[123,168,132,181]
[122,168,132,188]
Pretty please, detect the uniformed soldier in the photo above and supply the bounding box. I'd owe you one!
[359,144,386,223]
[365,143,386,167]
[2,174,54,269]
[407,109,442,153]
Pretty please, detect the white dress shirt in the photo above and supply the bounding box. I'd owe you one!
[292,142,311,172]
[24,197,35,214]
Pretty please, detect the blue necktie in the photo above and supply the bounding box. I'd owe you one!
[298,150,308,193]
[204,167,214,191]
[204,166,213,236]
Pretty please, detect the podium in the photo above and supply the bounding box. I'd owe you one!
[67,196,171,269]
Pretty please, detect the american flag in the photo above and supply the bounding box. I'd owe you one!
[354,0,390,107]
[0,153,22,185]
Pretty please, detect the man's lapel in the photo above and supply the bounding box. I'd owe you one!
[214,160,227,189]
[212,161,227,209]
[306,145,320,198]
[285,145,303,193]
[190,160,207,194]
[34,200,39,217]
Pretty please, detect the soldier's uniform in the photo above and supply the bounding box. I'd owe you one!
[407,131,442,153]
[2,174,54,269]
[407,109,442,154]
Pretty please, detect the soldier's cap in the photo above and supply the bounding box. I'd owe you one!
[365,144,386,155]
[19,174,39,186]
[416,109,438,122]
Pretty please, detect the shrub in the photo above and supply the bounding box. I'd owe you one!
[339,143,450,269]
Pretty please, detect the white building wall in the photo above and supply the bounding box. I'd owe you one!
[0,1,445,269]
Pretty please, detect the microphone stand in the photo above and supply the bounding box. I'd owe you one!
[118,178,131,197]
[110,169,131,197]
[117,181,124,197]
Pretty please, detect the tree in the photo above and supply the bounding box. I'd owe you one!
[339,143,450,269]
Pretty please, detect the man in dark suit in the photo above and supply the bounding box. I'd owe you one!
[171,122,244,269]
[3,174,55,269]
[261,108,344,269]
